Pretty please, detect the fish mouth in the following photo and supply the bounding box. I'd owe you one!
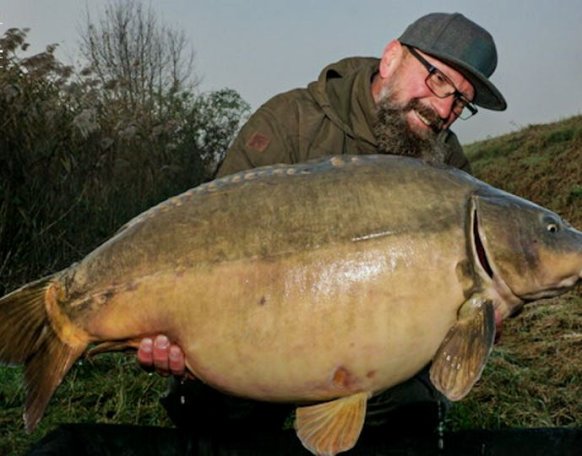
[519,276,581,301]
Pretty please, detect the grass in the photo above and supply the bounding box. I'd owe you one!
[464,115,582,226]
[447,293,582,430]
[1,115,582,454]
[0,354,171,455]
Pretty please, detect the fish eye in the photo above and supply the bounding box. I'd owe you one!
[542,214,562,233]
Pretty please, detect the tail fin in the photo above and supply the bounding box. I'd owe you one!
[0,276,87,432]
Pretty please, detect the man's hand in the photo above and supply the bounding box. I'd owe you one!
[137,335,187,377]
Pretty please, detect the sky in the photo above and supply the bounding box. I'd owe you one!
[1,0,581,144]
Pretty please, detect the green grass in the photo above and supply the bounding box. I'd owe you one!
[447,293,582,430]
[0,354,170,455]
[465,114,582,226]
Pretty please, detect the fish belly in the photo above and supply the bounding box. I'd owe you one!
[83,232,465,404]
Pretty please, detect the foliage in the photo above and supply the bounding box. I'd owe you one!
[79,0,198,117]
[0,28,249,294]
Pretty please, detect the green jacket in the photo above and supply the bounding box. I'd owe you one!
[216,57,470,178]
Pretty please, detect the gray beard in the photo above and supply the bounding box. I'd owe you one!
[373,96,447,165]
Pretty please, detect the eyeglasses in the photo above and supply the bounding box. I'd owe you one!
[405,46,478,120]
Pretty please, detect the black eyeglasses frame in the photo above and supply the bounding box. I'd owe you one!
[405,46,478,120]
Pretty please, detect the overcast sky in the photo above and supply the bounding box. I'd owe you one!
[2,1,581,144]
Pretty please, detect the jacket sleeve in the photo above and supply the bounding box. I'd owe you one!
[216,95,299,178]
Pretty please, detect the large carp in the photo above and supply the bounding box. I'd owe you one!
[1,155,581,455]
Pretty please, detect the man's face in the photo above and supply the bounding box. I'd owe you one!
[387,46,475,134]
[373,44,475,163]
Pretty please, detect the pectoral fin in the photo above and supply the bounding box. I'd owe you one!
[430,296,496,401]
[294,392,368,456]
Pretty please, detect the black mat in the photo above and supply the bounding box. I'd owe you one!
[26,423,582,456]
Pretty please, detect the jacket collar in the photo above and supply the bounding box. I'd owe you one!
[308,57,379,147]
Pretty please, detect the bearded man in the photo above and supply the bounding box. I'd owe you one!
[213,12,505,178]
[138,11,506,439]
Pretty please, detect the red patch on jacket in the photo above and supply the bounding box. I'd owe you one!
[246,132,271,152]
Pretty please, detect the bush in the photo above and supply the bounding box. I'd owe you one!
[0,28,249,293]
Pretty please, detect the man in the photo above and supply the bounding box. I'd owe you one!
[138,11,506,436]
